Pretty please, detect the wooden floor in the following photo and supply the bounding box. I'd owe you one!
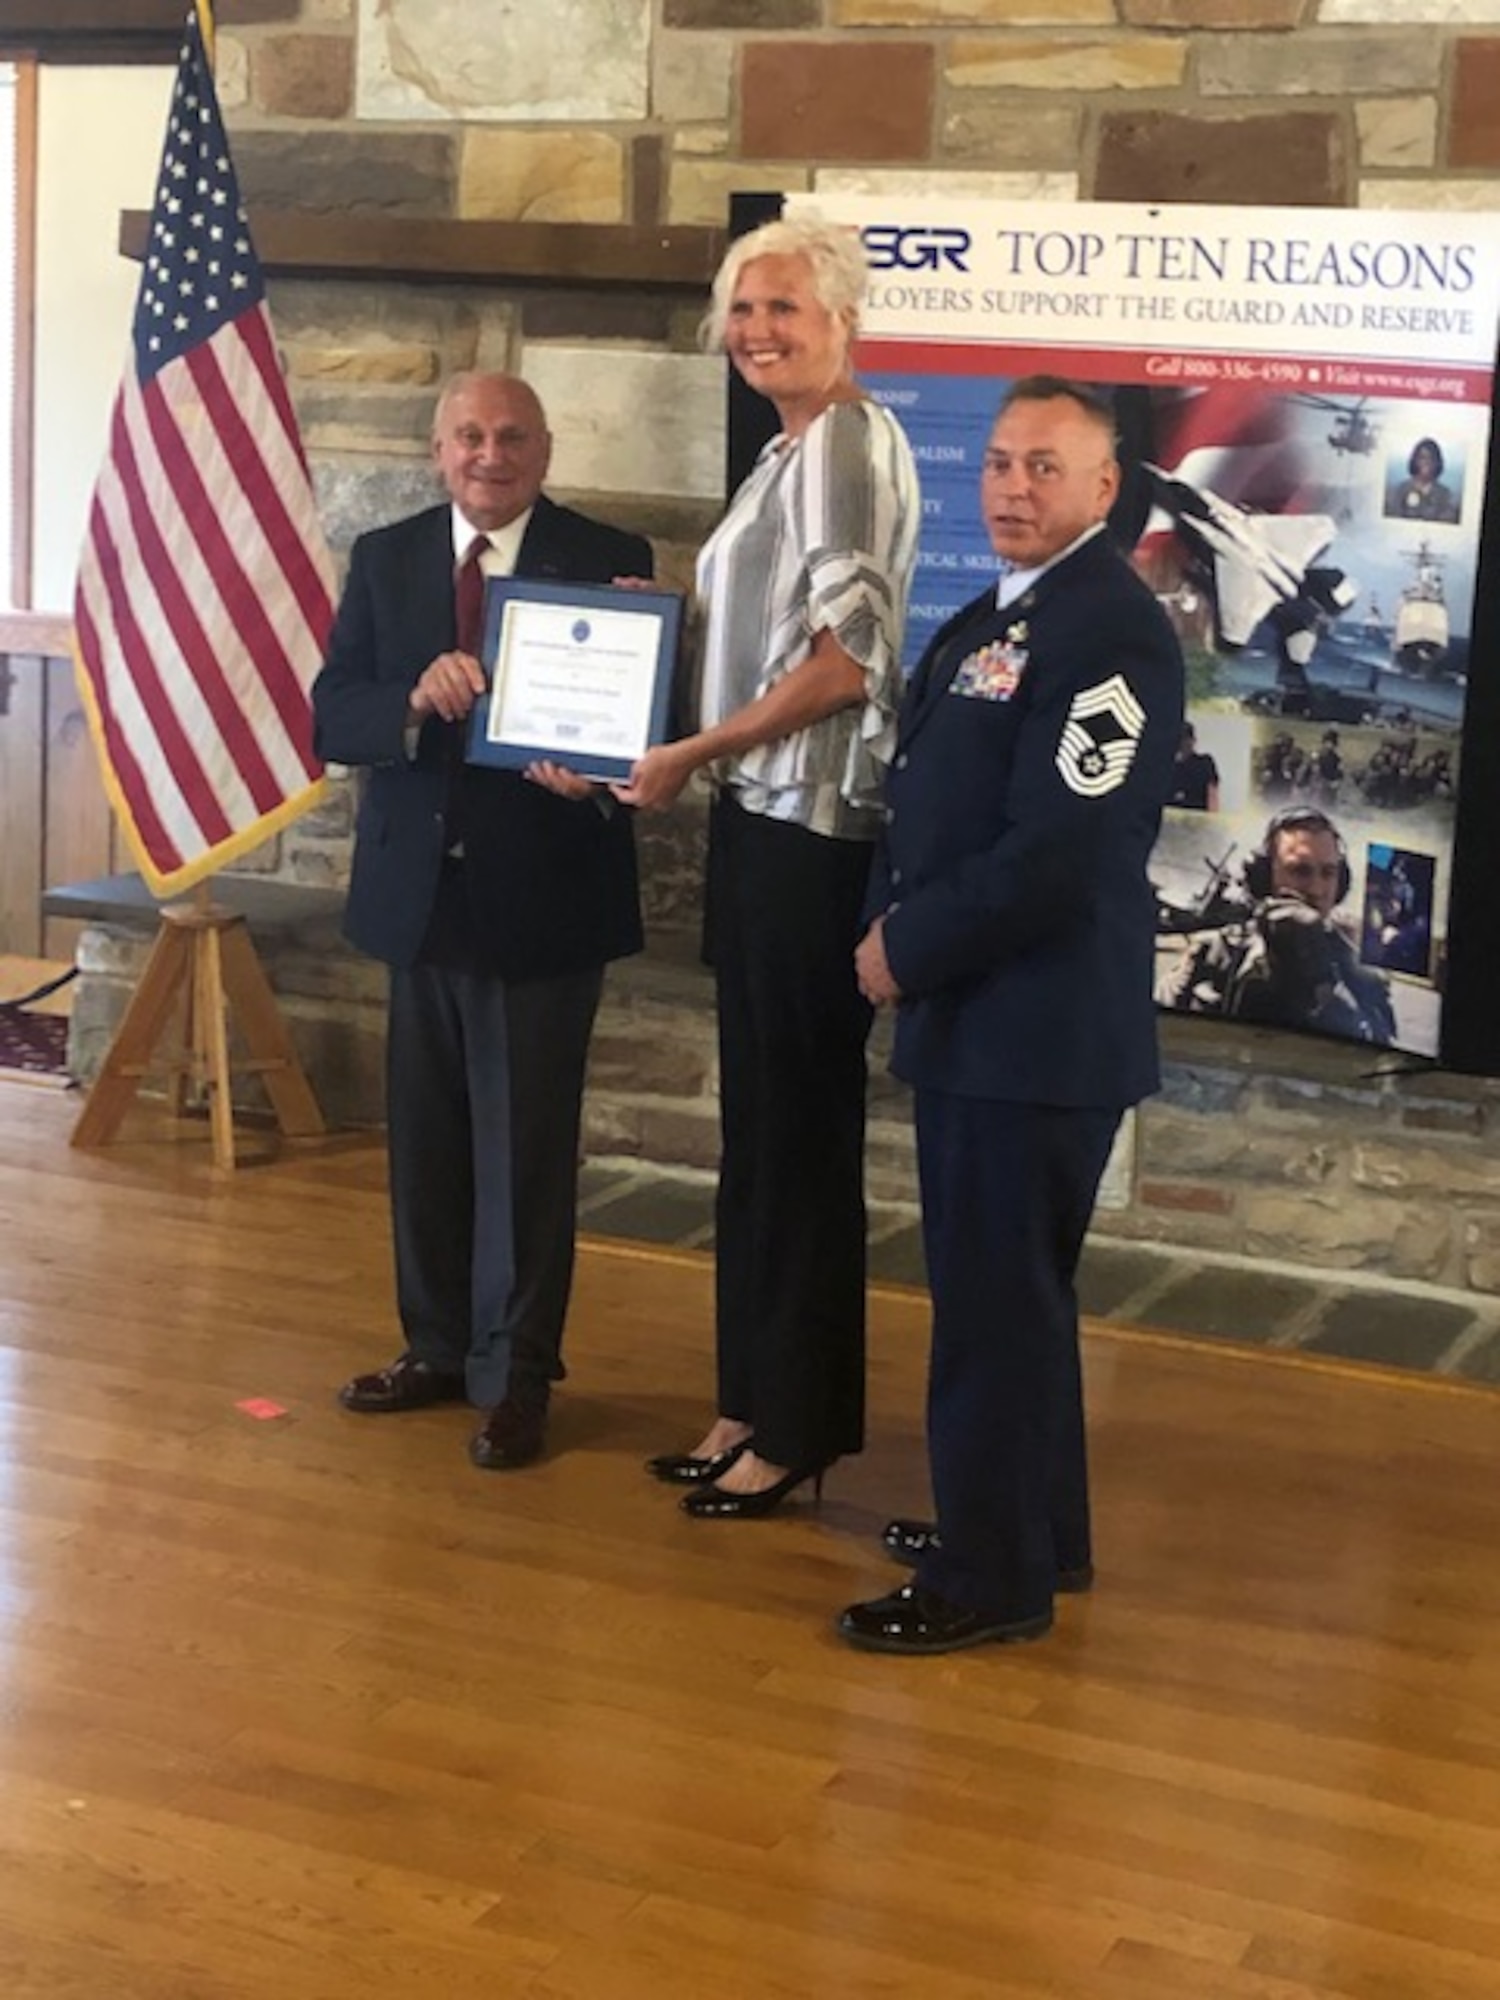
[4,1082,1500,1998]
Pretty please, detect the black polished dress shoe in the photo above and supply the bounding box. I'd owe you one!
[881,1517,1094,1593]
[469,1395,548,1471]
[339,1354,467,1414]
[837,1582,1052,1656]
[644,1437,752,1486]
[680,1461,830,1520]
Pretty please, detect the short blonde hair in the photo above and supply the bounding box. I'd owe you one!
[700,209,869,353]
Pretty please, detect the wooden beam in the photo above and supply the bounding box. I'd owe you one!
[120,210,726,293]
[0,0,182,59]
[0,611,71,654]
[0,0,181,23]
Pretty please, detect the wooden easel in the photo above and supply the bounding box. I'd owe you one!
[70,893,324,1170]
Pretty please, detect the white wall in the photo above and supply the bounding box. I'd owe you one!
[0,71,15,598]
[31,64,173,614]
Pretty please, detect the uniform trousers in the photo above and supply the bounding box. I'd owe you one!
[911,1090,1122,1620]
[705,792,873,1469]
[386,946,603,1410]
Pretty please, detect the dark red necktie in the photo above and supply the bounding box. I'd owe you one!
[444,536,489,857]
[455,534,488,655]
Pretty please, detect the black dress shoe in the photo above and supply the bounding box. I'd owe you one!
[837,1583,1052,1656]
[680,1461,831,1519]
[339,1354,467,1414]
[469,1396,548,1471]
[881,1517,1094,1593]
[645,1437,752,1486]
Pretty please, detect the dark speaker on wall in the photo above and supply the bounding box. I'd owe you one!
[724,192,787,502]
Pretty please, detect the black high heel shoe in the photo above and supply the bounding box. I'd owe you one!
[644,1436,752,1486]
[680,1461,832,1520]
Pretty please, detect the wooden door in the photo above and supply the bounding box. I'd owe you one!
[0,614,117,961]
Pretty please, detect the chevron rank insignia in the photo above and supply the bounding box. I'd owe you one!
[1056,674,1146,798]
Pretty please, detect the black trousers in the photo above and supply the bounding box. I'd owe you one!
[705,793,874,1468]
[386,955,603,1409]
[913,1091,1122,1621]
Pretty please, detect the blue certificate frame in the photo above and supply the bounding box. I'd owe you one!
[464,577,683,783]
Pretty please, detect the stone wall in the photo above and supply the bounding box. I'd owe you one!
[588,957,1500,1297]
[210,0,1500,225]
[124,0,1500,1300]
[68,907,1500,1299]
[207,0,1500,911]
[196,0,1500,911]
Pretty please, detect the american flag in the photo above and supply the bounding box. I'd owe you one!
[72,0,334,896]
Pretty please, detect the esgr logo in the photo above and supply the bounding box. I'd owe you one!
[861,224,972,273]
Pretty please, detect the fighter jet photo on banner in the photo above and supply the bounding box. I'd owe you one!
[785,194,1500,1061]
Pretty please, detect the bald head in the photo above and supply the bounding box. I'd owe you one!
[432,372,552,533]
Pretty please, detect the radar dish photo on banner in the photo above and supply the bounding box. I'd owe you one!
[793,194,1500,1060]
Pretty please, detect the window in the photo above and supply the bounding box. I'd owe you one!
[0,21,176,614]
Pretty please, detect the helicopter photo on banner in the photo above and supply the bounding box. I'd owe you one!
[773,194,1500,1063]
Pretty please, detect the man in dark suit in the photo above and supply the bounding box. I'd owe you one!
[314,372,652,1469]
[841,376,1184,1654]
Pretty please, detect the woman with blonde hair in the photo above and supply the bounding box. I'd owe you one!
[619,209,921,1516]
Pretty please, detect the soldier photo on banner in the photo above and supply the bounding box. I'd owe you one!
[1137,377,1470,1058]
[1151,701,1453,1053]
[1154,803,1401,1048]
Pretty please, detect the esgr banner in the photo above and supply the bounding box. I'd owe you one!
[786,194,1500,1059]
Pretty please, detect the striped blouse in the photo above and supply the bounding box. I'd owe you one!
[695,397,921,839]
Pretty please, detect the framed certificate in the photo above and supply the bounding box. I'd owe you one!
[464,578,682,782]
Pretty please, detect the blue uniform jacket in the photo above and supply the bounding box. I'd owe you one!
[313,496,651,978]
[873,530,1184,1108]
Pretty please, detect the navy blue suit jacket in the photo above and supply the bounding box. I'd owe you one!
[873,531,1184,1108]
[313,496,652,977]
